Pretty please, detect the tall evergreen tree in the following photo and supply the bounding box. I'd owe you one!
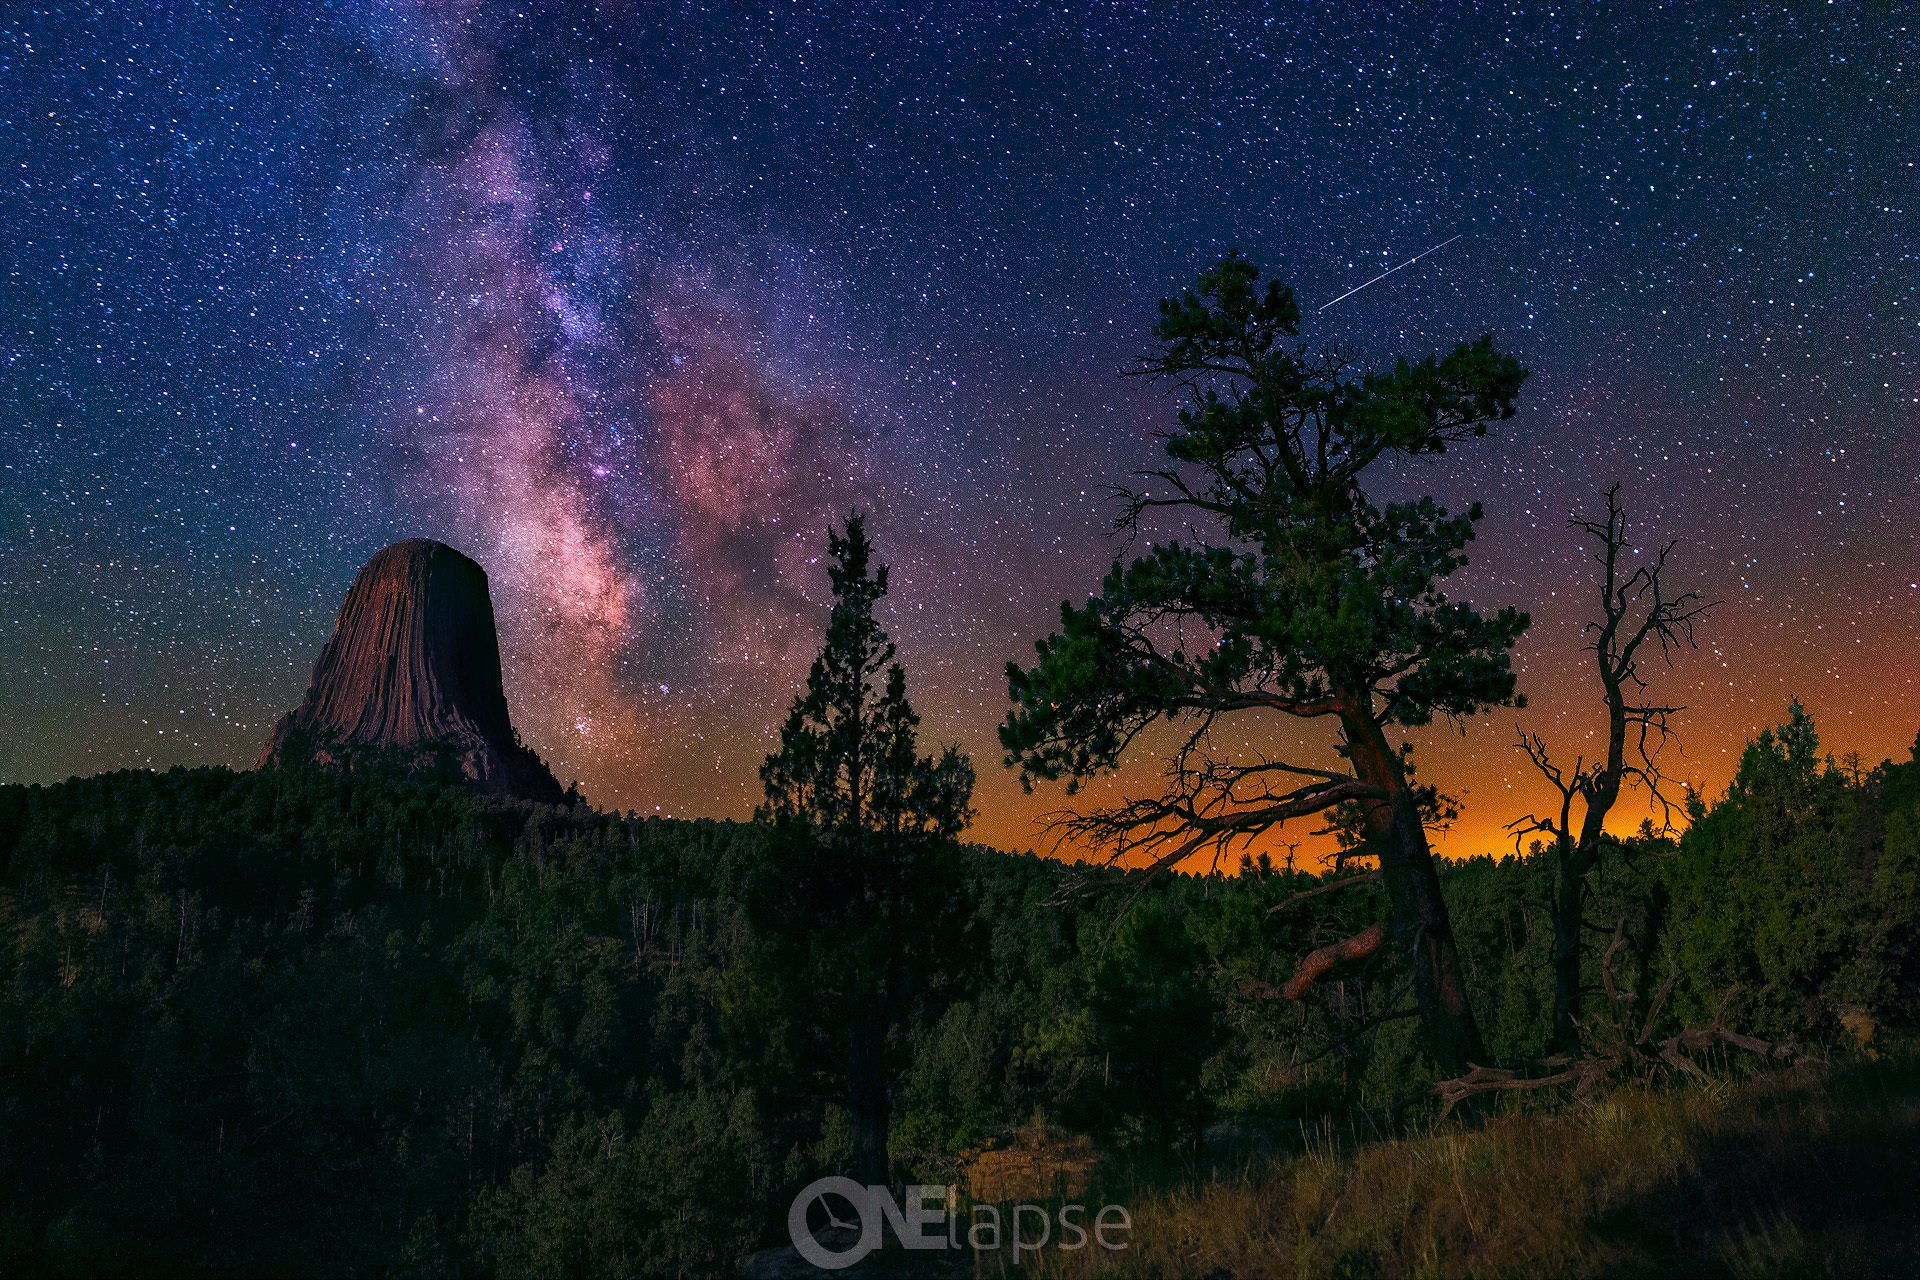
[760,514,973,840]
[1001,253,1529,1073]
[757,513,973,1186]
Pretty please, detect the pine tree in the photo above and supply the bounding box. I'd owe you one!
[759,514,973,839]
[757,513,973,1186]
[1002,253,1529,1073]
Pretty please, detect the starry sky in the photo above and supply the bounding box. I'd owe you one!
[4,2,1917,861]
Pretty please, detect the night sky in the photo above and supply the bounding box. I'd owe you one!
[4,2,1917,860]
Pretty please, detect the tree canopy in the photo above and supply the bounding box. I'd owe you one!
[1001,252,1530,1071]
[760,513,974,840]
[1002,252,1529,863]
[4,703,1920,1272]
[752,513,974,1187]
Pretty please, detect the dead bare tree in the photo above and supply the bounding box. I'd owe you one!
[1433,918,1799,1118]
[1509,484,1716,1053]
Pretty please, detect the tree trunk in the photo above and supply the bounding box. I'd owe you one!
[1552,698,1618,1052]
[1345,713,1486,1075]
[848,1044,891,1187]
[1549,841,1587,1053]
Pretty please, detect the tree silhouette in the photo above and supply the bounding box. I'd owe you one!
[1510,484,1714,1052]
[758,513,973,1186]
[760,513,974,840]
[1001,253,1530,1073]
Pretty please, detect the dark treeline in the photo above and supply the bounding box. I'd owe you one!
[2,704,1917,1274]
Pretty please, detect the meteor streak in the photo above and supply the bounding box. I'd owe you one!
[1317,234,1462,312]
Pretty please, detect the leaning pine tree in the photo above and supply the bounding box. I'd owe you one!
[759,513,973,1185]
[1001,254,1529,1073]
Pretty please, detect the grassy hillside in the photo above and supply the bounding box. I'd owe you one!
[1030,1056,1920,1279]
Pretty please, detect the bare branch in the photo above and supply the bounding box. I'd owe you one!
[1435,1062,1588,1119]
[1266,870,1382,915]
[1282,923,1388,1001]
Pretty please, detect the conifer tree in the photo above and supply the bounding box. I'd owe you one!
[1002,253,1529,1073]
[758,513,973,1186]
[760,514,973,839]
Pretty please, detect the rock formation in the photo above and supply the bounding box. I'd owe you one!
[259,539,566,804]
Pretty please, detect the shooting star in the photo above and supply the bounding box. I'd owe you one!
[1317,234,1462,313]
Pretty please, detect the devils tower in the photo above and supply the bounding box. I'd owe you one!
[260,539,566,804]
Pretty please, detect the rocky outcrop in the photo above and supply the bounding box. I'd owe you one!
[259,539,565,804]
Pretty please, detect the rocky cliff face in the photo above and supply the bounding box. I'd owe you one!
[260,539,566,804]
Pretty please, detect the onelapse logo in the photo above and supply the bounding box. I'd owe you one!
[787,1176,903,1271]
[786,1176,1131,1270]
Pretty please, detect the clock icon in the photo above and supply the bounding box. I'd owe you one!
[789,1175,880,1270]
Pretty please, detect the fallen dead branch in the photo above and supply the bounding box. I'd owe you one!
[1434,916,1801,1117]
[1434,1060,1591,1116]
[1658,1026,1796,1079]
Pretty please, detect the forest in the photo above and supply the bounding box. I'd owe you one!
[5,257,1920,1277]
[4,710,1919,1275]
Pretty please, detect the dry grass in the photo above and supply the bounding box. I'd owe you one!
[967,1118,1105,1204]
[1023,1058,1920,1279]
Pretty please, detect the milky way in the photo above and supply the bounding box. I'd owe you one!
[4,3,1917,858]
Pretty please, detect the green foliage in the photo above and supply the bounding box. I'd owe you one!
[759,512,974,839]
[0,762,788,1275]
[3,698,1920,1271]
[472,1092,770,1279]
[1084,896,1217,1151]
[999,252,1531,1075]
[748,513,978,1185]
[1002,252,1530,798]
[1663,703,1917,1037]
